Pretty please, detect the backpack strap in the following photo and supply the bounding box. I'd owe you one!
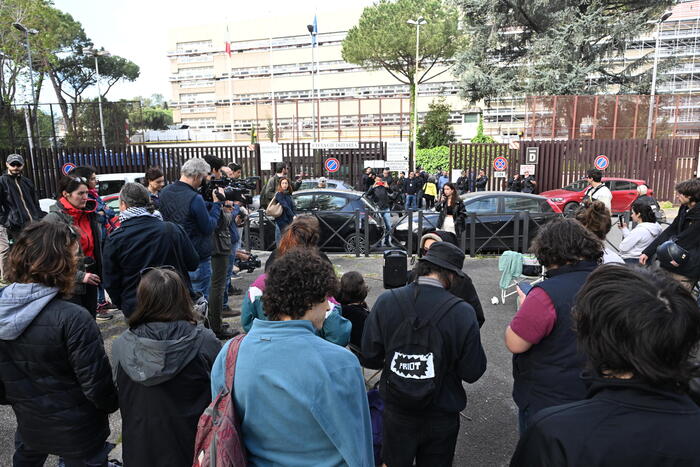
[391,286,463,326]
[224,334,246,392]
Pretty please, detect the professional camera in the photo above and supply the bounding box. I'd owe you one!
[236,253,262,273]
[201,176,260,205]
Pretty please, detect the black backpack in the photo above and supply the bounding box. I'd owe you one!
[382,287,461,410]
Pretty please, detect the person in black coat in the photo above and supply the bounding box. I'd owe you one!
[511,265,700,466]
[337,271,370,349]
[112,267,222,467]
[507,174,522,192]
[521,171,537,194]
[475,169,488,191]
[0,222,118,465]
[103,183,199,318]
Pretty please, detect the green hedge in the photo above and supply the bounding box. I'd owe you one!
[415,146,449,173]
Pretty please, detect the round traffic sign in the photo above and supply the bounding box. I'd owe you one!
[594,155,609,171]
[493,156,508,171]
[61,162,76,176]
[324,157,340,173]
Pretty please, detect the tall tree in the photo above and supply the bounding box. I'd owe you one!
[341,0,464,147]
[417,98,455,148]
[455,0,675,104]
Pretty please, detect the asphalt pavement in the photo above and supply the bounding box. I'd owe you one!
[0,219,642,466]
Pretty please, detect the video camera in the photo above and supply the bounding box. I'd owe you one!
[202,176,260,205]
[236,253,262,273]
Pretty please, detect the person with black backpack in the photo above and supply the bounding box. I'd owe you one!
[361,242,487,467]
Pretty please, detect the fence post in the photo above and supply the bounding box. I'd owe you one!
[355,209,361,258]
[522,212,530,253]
[513,212,520,252]
[417,209,423,246]
[244,211,252,252]
[364,210,370,257]
[460,218,467,253]
[469,213,477,258]
[258,209,265,250]
[407,211,414,256]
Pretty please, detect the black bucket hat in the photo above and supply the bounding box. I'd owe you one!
[418,242,466,278]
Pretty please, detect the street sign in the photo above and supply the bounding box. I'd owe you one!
[324,157,340,173]
[526,147,539,164]
[493,156,508,171]
[520,164,536,175]
[594,155,610,170]
[312,141,359,150]
[386,140,409,172]
[259,142,283,171]
[493,171,507,178]
[61,162,76,176]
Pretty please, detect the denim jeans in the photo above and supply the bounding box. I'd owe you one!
[13,431,111,467]
[381,209,393,245]
[274,223,282,246]
[405,195,417,211]
[188,258,212,300]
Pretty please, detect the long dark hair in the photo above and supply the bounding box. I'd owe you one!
[276,176,292,194]
[442,182,459,205]
[128,268,195,327]
[631,200,657,223]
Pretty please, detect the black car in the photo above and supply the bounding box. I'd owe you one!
[394,192,562,253]
[243,189,384,253]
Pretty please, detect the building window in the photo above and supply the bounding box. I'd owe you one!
[176,40,213,52]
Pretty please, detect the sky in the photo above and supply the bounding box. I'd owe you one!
[47,0,375,104]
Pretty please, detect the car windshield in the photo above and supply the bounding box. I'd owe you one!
[562,180,588,192]
[360,195,378,211]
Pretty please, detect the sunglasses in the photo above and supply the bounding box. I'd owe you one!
[9,162,22,168]
[72,176,88,184]
[139,265,176,277]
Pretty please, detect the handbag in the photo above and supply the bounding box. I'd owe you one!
[266,197,283,218]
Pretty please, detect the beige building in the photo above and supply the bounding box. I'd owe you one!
[166,8,474,144]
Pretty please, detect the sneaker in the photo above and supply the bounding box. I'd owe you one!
[222,306,241,318]
[96,308,114,321]
[97,301,117,311]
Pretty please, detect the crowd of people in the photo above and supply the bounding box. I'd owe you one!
[0,151,699,466]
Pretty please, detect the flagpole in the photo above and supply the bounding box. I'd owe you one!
[314,12,320,142]
[269,18,276,142]
[227,24,235,144]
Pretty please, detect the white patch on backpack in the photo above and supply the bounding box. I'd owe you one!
[390,352,435,379]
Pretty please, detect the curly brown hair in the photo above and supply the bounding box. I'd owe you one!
[263,248,339,321]
[7,222,79,296]
[575,200,611,240]
[530,217,603,268]
[277,216,321,257]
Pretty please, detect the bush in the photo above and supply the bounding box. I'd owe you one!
[416,146,449,173]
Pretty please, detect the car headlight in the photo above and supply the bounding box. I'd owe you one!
[550,198,564,202]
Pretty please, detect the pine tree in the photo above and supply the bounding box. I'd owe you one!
[417,98,456,148]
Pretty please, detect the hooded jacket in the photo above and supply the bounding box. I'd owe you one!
[619,222,663,259]
[643,204,700,279]
[43,199,102,295]
[0,283,118,458]
[112,320,221,467]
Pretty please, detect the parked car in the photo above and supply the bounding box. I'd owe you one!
[394,192,562,253]
[97,172,145,196]
[540,177,660,215]
[243,189,383,253]
[250,178,354,210]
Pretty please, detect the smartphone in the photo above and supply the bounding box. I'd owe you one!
[618,217,624,227]
[517,281,533,295]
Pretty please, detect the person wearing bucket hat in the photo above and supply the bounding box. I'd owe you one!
[0,153,45,280]
[362,240,486,467]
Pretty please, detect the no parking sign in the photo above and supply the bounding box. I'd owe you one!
[594,155,609,171]
[324,157,340,173]
[493,156,508,172]
[62,162,76,175]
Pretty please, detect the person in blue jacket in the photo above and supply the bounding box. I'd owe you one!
[211,249,374,466]
[273,176,296,245]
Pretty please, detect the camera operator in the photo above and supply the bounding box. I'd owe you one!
[221,163,245,300]
[209,196,240,339]
[159,158,224,299]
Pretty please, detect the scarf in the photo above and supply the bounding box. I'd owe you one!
[119,206,163,223]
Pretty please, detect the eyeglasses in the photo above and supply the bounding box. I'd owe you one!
[139,265,176,277]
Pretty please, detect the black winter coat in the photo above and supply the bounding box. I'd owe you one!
[435,198,466,238]
[102,216,199,318]
[0,298,118,458]
[642,203,700,279]
[366,184,394,210]
[113,321,221,467]
[0,174,44,231]
[511,377,700,467]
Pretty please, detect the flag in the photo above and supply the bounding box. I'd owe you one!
[225,41,231,56]
[311,14,318,46]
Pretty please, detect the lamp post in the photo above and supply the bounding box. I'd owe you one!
[306,24,317,142]
[84,48,110,150]
[13,22,39,150]
[646,11,672,139]
[407,17,426,169]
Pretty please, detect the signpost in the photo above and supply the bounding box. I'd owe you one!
[594,155,610,171]
[386,140,409,172]
[324,157,340,173]
[493,156,508,172]
[520,164,536,175]
[311,141,359,150]
[526,147,539,165]
[61,162,76,176]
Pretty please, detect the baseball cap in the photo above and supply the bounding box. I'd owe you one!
[6,154,24,165]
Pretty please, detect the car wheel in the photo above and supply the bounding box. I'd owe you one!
[344,233,369,255]
[563,202,579,217]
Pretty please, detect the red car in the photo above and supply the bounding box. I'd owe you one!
[103,194,121,233]
[540,178,652,215]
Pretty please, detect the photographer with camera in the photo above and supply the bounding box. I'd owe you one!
[209,196,240,339]
[159,158,223,299]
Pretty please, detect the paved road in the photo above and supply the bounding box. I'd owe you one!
[0,218,640,465]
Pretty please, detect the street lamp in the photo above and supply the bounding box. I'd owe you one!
[306,23,318,142]
[646,11,672,139]
[407,17,426,169]
[84,47,111,150]
[13,22,39,150]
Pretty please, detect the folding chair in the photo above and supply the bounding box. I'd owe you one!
[499,252,545,305]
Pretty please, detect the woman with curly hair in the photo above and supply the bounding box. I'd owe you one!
[210,249,373,466]
[575,200,624,264]
[505,217,603,434]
